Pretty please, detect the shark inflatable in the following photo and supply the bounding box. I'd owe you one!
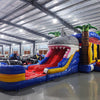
[0,30,80,90]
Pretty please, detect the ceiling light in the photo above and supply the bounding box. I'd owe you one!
[42,38,45,41]
[22,41,26,43]
[53,0,58,3]
[20,21,24,24]
[3,45,5,47]
[12,43,15,46]
[73,19,78,22]
[1,35,4,38]
[52,18,58,24]
[42,26,46,29]
[1,29,5,31]
[19,29,23,32]
[67,15,71,18]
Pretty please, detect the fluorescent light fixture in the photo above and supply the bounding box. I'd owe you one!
[19,29,23,32]
[22,41,26,43]
[53,0,58,3]
[12,43,15,46]
[73,19,78,21]
[1,35,4,38]
[1,29,5,31]
[52,18,58,24]
[67,15,71,18]
[42,26,46,29]
[20,21,24,24]
[42,38,45,41]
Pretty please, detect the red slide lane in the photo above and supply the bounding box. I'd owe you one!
[25,49,66,80]
[47,49,65,67]
[28,49,59,70]
[44,49,59,64]
[28,49,66,72]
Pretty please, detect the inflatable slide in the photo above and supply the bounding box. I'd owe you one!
[0,33,79,90]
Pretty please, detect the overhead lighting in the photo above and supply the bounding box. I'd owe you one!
[53,0,58,3]
[1,35,4,38]
[20,21,24,24]
[42,26,46,29]
[52,18,58,24]
[42,38,45,41]
[3,45,5,47]
[22,41,26,43]
[73,19,78,22]
[1,29,5,31]
[67,15,71,18]
[19,29,23,32]
[12,43,15,46]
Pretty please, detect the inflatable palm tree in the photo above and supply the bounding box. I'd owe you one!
[48,31,61,37]
[75,24,97,65]
[96,31,100,36]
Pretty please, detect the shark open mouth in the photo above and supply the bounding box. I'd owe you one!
[48,45,71,58]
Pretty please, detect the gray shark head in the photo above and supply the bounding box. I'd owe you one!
[48,35,79,46]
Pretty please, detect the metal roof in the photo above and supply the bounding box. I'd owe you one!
[0,0,100,45]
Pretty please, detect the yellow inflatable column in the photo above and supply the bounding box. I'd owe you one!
[88,42,92,64]
[94,44,97,60]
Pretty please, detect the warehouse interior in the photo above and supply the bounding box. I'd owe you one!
[0,0,100,100]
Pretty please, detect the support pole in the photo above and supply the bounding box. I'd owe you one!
[33,41,35,55]
[9,45,11,55]
[2,46,3,55]
[19,44,21,56]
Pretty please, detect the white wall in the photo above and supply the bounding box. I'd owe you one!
[35,42,48,53]
[11,45,20,55]
[3,46,10,55]
[2,42,48,56]
[21,44,33,56]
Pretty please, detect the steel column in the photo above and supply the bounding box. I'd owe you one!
[19,44,22,56]
[33,41,35,55]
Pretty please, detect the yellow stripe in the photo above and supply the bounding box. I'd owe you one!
[0,73,25,82]
[0,73,25,78]
[0,77,25,82]
[88,42,93,64]
[47,53,75,74]
[94,44,97,60]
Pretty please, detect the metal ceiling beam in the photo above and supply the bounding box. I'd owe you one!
[1,4,29,19]
[8,0,51,21]
[22,0,81,33]
[0,19,52,39]
[2,1,99,31]
[0,32,34,43]
[0,42,11,46]
[0,38,21,44]
[14,0,68,24]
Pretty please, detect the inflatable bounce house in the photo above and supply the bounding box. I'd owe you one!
[0,24,100,91]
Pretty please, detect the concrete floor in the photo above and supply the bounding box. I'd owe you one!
[0,72,100,100]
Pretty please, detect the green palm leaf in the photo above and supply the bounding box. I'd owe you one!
[48,32,61,37]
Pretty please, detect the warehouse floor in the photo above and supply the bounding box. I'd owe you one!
[0,72,100,100]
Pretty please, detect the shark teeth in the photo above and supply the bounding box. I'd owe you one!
[50,46,69,50]
[59,47,62,49]
[52,47,54,49]
[56,47,58,49]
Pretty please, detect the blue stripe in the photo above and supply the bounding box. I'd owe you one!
[0,65,25,74]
